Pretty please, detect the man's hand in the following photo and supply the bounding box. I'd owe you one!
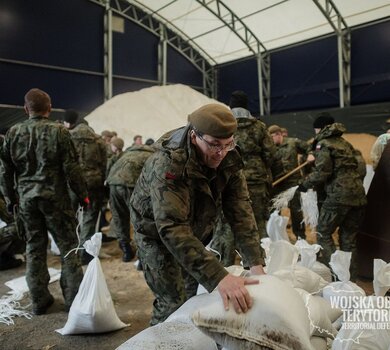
[217,274,259,314]
[250,265,266,275]
[307,154,315,163]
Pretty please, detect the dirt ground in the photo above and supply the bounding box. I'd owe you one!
[0,240,154,350]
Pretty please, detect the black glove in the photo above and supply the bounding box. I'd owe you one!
[297,183,308,193]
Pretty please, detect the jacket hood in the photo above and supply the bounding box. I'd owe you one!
[315,122,346,142]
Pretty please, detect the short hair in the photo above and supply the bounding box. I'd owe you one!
[133,135,142,141]
[145,138,154,145]
[24,88,51,115]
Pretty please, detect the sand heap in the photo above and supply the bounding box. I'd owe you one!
[85,84,224,147]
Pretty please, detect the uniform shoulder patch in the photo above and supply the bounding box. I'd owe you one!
[316,144,322,150]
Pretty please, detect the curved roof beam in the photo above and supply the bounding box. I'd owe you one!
[312,0,351,107]
[91,0,216,68]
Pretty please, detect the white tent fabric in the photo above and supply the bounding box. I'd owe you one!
[85,84,225,146]
[132,0,390,64]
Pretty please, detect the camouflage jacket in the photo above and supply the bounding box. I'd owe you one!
[106,145,155,187]
[130,125,263,292]
[274,137,310,186]
[231,108,278,185]
[0,116,87,204]
[69,123,107,190]
[302,123,366,207]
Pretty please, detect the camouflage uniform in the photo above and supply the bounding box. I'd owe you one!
[0,116,87,310]
[301,123,367,281]
[210,108,277,265]
[106,145,154,246]
[130,125,263,325]
[68,123,107,245]
[273,137,310,238]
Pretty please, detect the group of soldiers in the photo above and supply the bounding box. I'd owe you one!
[0,87,367,322]
[0,88,154,314]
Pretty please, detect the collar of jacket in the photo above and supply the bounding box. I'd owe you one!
[155,125,244,180]
[315,122,346,142]
[29,115,47,120]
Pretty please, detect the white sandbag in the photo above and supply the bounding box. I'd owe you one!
[295,238,322,269]
[116,321,218,350]
[271,265,328,294]
[56,232,126,335]
[296,288,342,338]
[311,261,333,284]
[266,210,290,242]
[373,259,390,297]
[267,240,299,274]
[322,251,365,302]
[192,275,313,350]
[196,265,250,295]
[332,296,390,350]
[295,239,333,282]
[310,336,327,350]
[260,237,272,267]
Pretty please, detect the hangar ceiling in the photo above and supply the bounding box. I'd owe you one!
[127,0,390,64]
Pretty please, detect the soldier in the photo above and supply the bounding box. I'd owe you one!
[0,88,88,314]
[101,130,115,160]
[106,136,124,178]
[132,134,143,146]
[130,104,265,325]
[228,91,279,238]
[297,113,367,281]
[268,124,313,239]
[106,144,154,262]
[63,109,107,264]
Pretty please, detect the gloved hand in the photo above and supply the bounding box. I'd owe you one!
[297,183,308,193]
[80,197,90,209]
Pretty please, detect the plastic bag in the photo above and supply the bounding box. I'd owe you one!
[56,232,127,335]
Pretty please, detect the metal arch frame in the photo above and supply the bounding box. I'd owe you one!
[312,0,351,107]
[195,0,271,115]
[90,0,216,99]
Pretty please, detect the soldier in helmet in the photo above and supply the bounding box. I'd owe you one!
[130,104,265,325]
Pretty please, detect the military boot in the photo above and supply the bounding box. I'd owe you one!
[119,241,135,262]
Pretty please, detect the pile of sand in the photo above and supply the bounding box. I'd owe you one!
[85,84,224,147]
[343,133,377,164]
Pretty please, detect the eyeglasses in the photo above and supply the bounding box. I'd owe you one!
[196,132,236,153]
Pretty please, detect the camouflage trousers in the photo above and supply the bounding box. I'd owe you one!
[135,232,198,325]
[109,185,133,243]
[0,222,25,256]
[316,204,366,282]
[19,197,83,309]
[248,183,270,239]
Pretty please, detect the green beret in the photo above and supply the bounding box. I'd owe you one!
[188,104,237,138]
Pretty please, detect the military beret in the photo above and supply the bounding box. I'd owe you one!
[313,112,335,129]
[110,136,124,150]
[188,104,237,138]
[268,124,282,134]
